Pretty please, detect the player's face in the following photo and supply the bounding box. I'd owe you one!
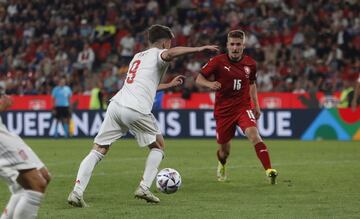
[59,79,66,86]
[227,37,245,61]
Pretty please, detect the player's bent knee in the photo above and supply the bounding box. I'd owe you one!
[39,167,51,184]
[17,169,48,193]
[148,135,165,150]
[93,143,110,155]
[35,177,48,193]
[156,135,165,150]
[148,142,165,151]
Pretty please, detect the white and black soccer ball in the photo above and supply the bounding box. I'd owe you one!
[156,168,182,194]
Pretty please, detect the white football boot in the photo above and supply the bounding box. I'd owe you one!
[134,186,160,203]
[67,191,88,207]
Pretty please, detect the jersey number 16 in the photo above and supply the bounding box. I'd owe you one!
[126,60,141,84]
[233,79,242,90]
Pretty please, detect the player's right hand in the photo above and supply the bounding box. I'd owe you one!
[252,108,261,120]
[208,81,221,90]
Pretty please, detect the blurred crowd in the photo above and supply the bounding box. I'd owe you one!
[0,0,359,98]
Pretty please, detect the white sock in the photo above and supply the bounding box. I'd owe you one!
[1,179,24,219]
[12,190,44,219]
[140,148,164,189]
[73,150,104,196]
[1,193,22,219]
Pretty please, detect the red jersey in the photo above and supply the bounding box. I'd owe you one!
[200,54,257,118]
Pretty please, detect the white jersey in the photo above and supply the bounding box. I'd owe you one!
[111,47,169,114]
[0,116,44,177]
[0,117,5,130]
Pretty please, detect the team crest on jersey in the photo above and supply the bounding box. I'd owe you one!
[244,66,250,78]
[18,149,28,160]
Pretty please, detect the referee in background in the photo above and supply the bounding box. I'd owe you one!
[51,77,72,138]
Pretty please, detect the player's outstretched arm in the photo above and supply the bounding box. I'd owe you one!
[195,73,221,91]
[0,95,13,111]
[161,45,219,62]
[157,75,185,91]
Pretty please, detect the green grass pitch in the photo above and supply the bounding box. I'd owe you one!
[1,139,359,219]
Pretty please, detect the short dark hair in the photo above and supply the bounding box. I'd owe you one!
[227,30,246,40]
[148,24,174,44]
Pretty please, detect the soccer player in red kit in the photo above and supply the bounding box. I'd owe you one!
[196,30,278,184]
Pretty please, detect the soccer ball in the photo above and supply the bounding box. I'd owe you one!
[156,168,182,194]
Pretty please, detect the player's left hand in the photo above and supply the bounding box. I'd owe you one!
[253,108,261,120]
[199,45,220,52]
[170,75,186,87]
[208,81,221,90]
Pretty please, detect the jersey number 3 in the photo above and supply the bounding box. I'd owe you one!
[126,60,141,84]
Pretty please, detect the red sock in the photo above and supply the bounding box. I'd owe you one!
[254,142,272,170]
[217,150,226,165]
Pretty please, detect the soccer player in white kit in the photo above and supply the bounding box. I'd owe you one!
[0,90,51,219]
[68,24,219,205]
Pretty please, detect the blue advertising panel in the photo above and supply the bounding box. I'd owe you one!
[0,109,358,140]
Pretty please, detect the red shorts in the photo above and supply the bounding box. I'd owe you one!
[215,109,257,144]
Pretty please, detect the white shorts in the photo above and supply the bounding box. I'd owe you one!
[0,123,45,184]
[94,101,161,147]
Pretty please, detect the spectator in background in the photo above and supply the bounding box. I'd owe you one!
[292,27,305,47]
[74,43,95,71]
[55,19,69,38]
[298,81,320,108]
[54,49,71,75]
[118,32,135,64]
[0,80,6,93]
[186,58,201,75]
[79,19,94,39]
[292,80,306,94]
[51,77,72,138]
[89,81,107,110]
[351,75,360,111]
[145,0,160,16]
[22,80,38,95]
[0,0,358,99]
[245,32,260,50]
[257,64,274,92]
[252,44,265,63]
[303,43,316,60]
[263,43,277,65]
[338,80,354,108]
[94,19,116,43]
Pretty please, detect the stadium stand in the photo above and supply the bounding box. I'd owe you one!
[0,0,359,98]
